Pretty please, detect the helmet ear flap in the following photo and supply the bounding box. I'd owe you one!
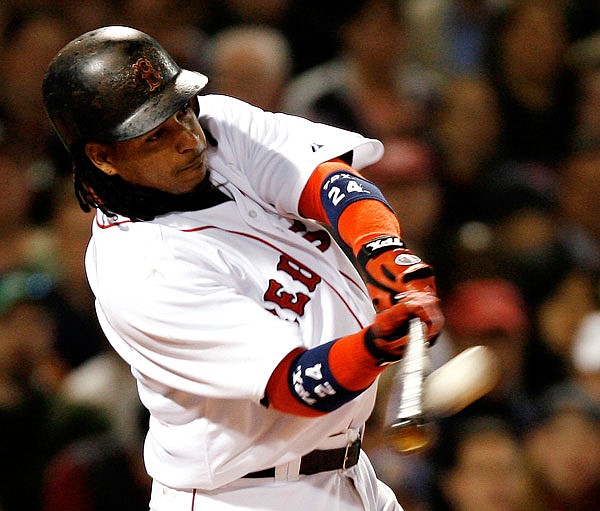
[42,25,208,151]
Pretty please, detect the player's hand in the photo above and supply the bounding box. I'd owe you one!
[357,235,437,312]
[365,290,444,365]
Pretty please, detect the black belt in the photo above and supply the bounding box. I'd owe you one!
[243,438,361,478]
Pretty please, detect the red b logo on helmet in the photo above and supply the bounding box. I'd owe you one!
[133,57,162,91]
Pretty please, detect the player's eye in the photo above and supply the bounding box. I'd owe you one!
[145,128,164,143]
[177,101,193,118]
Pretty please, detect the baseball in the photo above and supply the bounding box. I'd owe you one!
[423,345,500,417]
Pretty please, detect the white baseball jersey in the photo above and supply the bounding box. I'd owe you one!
[85,95,392,502]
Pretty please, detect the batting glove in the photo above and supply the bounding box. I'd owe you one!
[365,290,444,365]
[357,235,437,312]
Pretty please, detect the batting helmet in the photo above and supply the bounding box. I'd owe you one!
[42,26,208,150]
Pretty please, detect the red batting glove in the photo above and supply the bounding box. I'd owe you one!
[365,290,444,365]
[357,235,443,356]
[357,235,438,311]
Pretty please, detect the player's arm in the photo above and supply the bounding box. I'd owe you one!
[264,289,442,416]
[262,158,444,417]
[299,158,440,314]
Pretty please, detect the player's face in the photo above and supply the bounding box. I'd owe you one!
[86,101,209,194]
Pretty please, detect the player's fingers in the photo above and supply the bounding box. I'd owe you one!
[401,291,444,343]
[414,300,444,345]
[373,291,443,344]
[370,300,408,338]
[370,291,427,334]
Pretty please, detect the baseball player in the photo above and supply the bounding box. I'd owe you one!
[42,26,443,511]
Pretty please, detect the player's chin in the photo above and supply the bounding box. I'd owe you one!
[175,160,208,191]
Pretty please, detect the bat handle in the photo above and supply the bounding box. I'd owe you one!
[387,318,433,454]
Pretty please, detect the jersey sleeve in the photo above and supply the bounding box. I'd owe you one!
[87,227,303,402]
[197,94,384,217]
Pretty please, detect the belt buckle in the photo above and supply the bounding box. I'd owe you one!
[342,438,360,471]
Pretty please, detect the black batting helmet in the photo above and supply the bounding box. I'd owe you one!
[42,26,208,150]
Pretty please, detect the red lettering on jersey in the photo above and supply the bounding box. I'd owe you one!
[277,255,321,292]
[289,220,305,233]
[264,280,310,316]
[289,220,331,253]
[302,230,331,252]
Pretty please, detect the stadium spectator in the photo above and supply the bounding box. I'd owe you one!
[208,24,292,111]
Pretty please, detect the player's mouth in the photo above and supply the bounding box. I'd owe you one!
[178,152,207,177]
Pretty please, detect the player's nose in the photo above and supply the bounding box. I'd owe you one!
[174,123,201,153]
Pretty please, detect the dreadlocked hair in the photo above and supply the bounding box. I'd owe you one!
[72,142,119,218]
[71,142,224,221]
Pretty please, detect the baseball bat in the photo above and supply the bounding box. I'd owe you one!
[386,323,501,455]
[387,317,433,454]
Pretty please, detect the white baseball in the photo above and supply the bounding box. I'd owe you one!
[423,345,500,417]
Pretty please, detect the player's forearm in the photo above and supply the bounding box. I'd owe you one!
[299,159,401,254]
[263,329,386,417]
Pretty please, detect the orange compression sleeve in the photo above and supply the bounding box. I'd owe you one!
[299,159,401,255]
[264,329,386,417]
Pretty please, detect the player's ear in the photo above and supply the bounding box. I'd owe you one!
[85,142,119,176]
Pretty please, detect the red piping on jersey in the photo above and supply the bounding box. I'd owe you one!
[181,225,368,328]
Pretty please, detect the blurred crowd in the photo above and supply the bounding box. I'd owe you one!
[1,0,599,510]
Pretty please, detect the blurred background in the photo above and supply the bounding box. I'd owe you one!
[1,1,599,509]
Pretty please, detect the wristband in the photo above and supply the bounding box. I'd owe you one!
[288,340,365,413]
[357,235,406,267]
[364,327,410,366]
